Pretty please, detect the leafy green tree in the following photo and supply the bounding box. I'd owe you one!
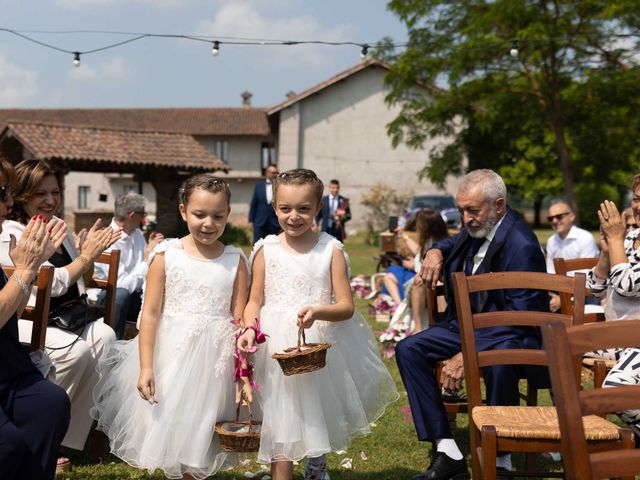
[381,0,640,221]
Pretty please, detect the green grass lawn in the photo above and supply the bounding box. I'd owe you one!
[62,231,569,479]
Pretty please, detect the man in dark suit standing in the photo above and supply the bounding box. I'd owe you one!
[317,179,351,241]
[248,164,280,243]
[395,169,548,480]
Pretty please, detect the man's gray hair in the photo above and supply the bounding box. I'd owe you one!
[114,192,146,220]
[458,169,507,204]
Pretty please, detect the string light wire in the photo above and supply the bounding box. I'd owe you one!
[0,27,637,64]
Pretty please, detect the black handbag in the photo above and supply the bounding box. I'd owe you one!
[48,294,104,332]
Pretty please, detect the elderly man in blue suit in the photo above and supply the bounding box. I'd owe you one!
[396,169,548,480]
[249,164,281,243]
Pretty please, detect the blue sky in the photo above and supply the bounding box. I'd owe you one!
[0,0,407,108]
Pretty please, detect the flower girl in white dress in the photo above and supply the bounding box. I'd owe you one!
[91,175,251,480]
[238,169,398,480]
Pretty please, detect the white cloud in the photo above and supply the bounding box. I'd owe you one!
[0,54,39,107]
[54,0,201,8]
[195,0,356,70]
[68,56,130,82]
[102,56,128,80]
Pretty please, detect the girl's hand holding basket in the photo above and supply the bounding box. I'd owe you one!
[297,305,318,329]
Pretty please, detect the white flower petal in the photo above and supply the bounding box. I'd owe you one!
[340,457,353,469]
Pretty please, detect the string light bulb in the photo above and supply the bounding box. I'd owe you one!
[360,44,369,59]
[73,51,81,67]
[211,40,220,56]
[509,41,519,58]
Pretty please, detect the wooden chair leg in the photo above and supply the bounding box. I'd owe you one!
[481,425,497,480]
[620,428,636,480]
[470,421,483,480]
[593,360,607,388]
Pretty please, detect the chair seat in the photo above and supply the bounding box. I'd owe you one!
[581,357,618,368]
[472,406,620,440]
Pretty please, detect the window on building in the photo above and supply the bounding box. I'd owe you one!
[261,142,276,172]
[78,186,90,210]
[122,184,137,194]
[215,141,229,162]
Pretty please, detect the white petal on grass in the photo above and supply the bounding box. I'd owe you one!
[340,457,353,469]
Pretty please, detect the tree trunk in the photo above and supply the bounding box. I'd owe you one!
[533,197,543,228]
[547,102,579,223]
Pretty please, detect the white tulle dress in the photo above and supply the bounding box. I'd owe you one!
[91,239,245,479]
[252,233,398,463]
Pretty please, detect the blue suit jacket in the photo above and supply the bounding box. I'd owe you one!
[317,195,351,231]
[248,181,279,229]
[433,208,548,345]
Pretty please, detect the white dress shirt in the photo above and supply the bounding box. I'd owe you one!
[545,225,599,273]
[470,215,506,274]
[102,219,148,294]
[266,180,273,204]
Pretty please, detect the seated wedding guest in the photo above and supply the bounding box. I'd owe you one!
[386,209,448,330]
[381,210,447,300]
[0,159,119,467]
[396,169,548,479]
[622,207,638,233]
[545,201,599,311]
[97,192,163,339]
[0,157,70,480]
[586,174,640,361]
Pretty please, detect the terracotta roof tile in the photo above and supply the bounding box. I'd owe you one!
[3,122,229,171]
[0,108,270,136]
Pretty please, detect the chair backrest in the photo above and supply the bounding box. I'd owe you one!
[3,265,55,352]
[553,257,603,321]
[85,250,120,328]
[426,283,446,327]
[452,271,586,409]
[542,320,640,480]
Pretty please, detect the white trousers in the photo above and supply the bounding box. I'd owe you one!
[19,319,116,450]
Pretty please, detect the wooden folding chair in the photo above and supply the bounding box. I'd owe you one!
[542,320,640,480]
[3,265,54,352]
[85,250,120,329]
[452,270,599,479]
[553,257,612,388]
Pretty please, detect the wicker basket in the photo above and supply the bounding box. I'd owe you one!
[272,326,331,376]
[215,400,261,452]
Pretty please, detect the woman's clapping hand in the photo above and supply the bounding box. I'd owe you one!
[9,216,67,274]
[80,219,122,261]
[598,200,625,243]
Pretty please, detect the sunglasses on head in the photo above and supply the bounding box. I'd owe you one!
[0,184,11,203]
[132,210,147,217]
[547,211,570,222]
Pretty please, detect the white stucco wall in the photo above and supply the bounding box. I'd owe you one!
[275,66,462,231]
[196,135,268,226]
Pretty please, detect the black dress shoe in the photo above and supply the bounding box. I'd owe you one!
[412,452,470,480]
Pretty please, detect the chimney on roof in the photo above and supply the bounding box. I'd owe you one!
[286,91,296,99]
[241,91,253,108]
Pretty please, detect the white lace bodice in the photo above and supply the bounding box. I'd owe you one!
[254,233,344,310]
[149,239,245,367]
